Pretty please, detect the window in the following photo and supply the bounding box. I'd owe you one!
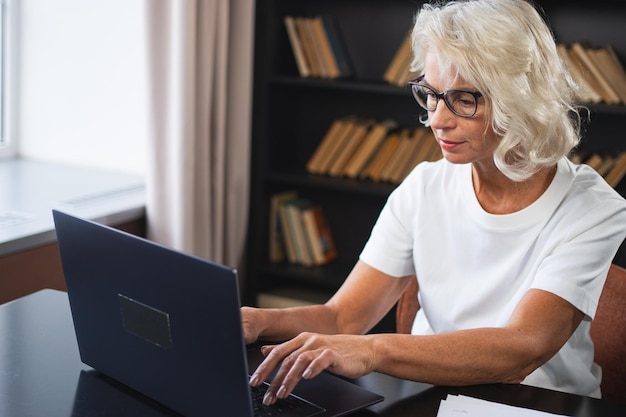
[0,0,16,158]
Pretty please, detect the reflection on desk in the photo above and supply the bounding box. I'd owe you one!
[72,370,179,417]
[1,289,625,417]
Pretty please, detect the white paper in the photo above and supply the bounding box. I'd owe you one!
[437,395,571,417]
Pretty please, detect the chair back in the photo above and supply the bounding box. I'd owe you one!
[589,263,626,402]
[395,264,626,403]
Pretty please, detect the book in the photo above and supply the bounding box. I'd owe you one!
[311,16,340,79]
[319,15,354,78]
[360,131,402,181]
[394,62,418,88]
[301,205,337,265]
[405,129,434,167]
[596,154,616,177]
[295,17,323,78]
[307,117,352,174]
[306,117,351,174]
[379,128,412,182]
[557,44,602,104]
[588,46,626,104]
[383,31,412,86]
[605,46,626,103]
[584,153,604,172]
[343,119,398,178]
[605,152,626,188]
[389,128,429,183]
[303,17,332,78]
[566,44,613,104]
[316,116,360,174]
[283,199,316,266]
[284,16,311,78]
[272,196,337,267]
[569,43,621,105]
[269,190,299,263]
[327,118,374,177]
[277,198,300,264]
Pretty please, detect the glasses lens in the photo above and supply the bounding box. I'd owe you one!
[446,91,478,116]
[412,85,437,111]
[411,83,479,117]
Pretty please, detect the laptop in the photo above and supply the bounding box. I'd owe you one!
[53,210,384,417]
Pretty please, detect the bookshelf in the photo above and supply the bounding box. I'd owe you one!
[244,0,626,329]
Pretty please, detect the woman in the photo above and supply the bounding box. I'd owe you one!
[243,0,626,404]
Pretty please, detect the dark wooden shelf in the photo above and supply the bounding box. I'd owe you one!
[265,173,396,197]
[271,76,412,96]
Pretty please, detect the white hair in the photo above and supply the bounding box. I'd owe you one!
[411,0,582,181]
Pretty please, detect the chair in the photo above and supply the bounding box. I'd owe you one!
[395,264,626,403]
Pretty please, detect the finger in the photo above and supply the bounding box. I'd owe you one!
[301,348,335,380]
[274,350,318,401]
[249,342,290,388]
[260,344,276,356]
[262,347,315,406]
[260,347,299,405]
[249,348,276,387]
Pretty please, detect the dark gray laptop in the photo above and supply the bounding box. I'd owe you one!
[53,210,383,417]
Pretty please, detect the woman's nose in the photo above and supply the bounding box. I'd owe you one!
[427,99,456,129]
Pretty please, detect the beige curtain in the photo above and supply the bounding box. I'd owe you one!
[145,0,253,272]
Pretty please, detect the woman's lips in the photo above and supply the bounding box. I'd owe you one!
[438,138,463,151]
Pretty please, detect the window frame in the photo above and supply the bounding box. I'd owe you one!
[0,0,18,158]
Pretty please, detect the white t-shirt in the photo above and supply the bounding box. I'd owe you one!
[360,157,626,398]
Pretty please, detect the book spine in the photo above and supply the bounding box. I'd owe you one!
[283,16,311,78]
[268,190,298,263]
[319,15,353,78]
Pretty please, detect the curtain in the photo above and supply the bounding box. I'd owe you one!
[145,0,254,273]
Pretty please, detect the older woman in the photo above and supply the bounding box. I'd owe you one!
[243,0,626,404]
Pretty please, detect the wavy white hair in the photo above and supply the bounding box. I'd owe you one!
[411,0,582,181]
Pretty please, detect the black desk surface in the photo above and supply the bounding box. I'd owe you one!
[1,289,625,417]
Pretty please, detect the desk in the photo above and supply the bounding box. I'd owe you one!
[0,158,146,304]
[1,290,624,417]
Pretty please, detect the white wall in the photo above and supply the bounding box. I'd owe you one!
[18,0,149,176]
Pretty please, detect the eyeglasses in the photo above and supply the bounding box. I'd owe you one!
[408,75,483,118]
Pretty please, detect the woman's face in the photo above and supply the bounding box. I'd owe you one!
[421,54,500,167]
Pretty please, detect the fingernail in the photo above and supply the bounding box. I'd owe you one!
[277,385,287,399]
[263,391,275,406]
[249,374,259,386]
[302,368,312,379]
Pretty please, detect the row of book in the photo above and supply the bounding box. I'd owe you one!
[306,116,442,184]
[284,15,353,79]
[284,16,416,85]
[284,13,626,105]
[559,43,626,105]
[382,35,626,98]
[383,31,417,87]
[269,191,337,266]
[305,115,626,187]
[570,151,626,188]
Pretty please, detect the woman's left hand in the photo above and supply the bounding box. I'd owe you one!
[249,332,375,406]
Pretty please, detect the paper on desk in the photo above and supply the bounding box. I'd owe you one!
[437,395,571,417]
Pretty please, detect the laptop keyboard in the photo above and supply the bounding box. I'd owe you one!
[250,383,325,417]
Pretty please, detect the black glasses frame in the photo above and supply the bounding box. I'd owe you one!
[408,75,483,118]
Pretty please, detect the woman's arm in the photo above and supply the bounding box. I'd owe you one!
[241,260,412,343]
[369,288,584,385]
[251,273,584,406]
